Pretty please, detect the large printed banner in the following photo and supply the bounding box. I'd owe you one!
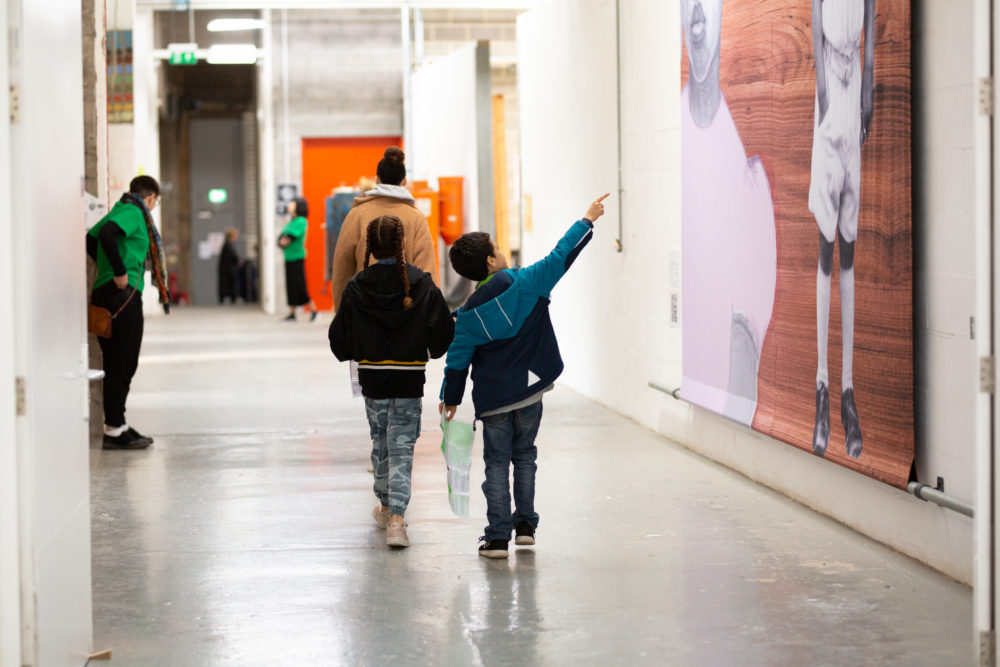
[680,0,913,487]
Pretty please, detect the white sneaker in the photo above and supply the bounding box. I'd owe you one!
[386,521,409,548]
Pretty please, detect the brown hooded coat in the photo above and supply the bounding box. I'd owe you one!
[330,193,438,310]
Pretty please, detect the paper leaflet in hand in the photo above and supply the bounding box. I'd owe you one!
[440,415,474,517]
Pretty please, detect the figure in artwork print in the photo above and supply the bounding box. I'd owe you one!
[809,0,875,459]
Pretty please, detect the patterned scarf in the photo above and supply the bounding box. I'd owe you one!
[122,192,171,314]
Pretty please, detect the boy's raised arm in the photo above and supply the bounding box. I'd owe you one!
[518,193,608,297]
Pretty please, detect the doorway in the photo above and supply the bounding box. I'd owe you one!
[189,118,247,305]
[301,136,401,311]
[158,60,258,306]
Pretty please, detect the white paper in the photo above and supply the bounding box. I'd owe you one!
[207,231,225,254]
[198,241,213,260]
[84,192,107,227]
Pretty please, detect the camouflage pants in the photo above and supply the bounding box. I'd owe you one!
[364,397,421,516]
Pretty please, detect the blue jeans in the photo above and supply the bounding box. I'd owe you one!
[365,397,422,516]
[481,401,543,541]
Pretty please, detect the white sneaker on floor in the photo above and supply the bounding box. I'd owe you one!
[386,521,409,548]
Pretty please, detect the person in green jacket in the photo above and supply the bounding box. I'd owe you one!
[86,175,160,450]
[279,197,318,322]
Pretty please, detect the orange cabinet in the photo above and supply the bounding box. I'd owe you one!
[438,176,464,245]
[410,180,441,283]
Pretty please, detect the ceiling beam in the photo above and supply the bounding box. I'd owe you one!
[139,1,534,10]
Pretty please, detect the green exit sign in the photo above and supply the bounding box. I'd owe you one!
[169,51,197,65]
[167,43,198,65]
[208,188,227,204]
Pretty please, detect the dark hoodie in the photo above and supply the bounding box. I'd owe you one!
[329,260,455,399]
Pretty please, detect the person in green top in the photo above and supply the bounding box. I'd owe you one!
[278,196,318,322]
[85,175,160,450]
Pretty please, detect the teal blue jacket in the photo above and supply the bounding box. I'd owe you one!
[440,218,594,416]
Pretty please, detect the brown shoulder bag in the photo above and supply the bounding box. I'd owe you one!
[88,288,136,339]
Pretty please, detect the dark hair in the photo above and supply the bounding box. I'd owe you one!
[292,196,309,218]
[129,175,160,199]
[376,146,406,186]
[364,215,412,309]
[448,232,493,281]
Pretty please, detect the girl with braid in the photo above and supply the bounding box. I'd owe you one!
[329,215,455,548]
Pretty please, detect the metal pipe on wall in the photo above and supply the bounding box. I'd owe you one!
[614,0,623,252]
[647,380,976,518]
[909,482,974,518]
[414,7,425,66]
[401,6,413,154]
[280,8,291,185]
[259,8,278,314]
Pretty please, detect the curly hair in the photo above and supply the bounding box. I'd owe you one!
[364,215,412,309]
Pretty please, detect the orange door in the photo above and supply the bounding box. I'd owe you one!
[301,136,402,311]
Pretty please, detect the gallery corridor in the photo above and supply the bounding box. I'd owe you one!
[86,308,972,665]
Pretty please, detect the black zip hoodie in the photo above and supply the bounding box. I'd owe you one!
[329,261,455,399]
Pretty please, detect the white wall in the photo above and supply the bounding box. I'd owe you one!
[411,42,484,234]
[518,0,976,583]
[270,9,403,189]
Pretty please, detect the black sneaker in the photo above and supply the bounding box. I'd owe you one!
[280,314,296,323]
[841,388,863,459]
[103,429,152,450]
[514,522,536,546]
[309,310,318,322]
[125,427,154,446]
[812,381,830,457]
[478,536,508,559]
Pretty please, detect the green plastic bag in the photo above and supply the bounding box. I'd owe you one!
[440,416,474,517]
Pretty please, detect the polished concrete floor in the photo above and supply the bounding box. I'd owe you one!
[90,307,972,666]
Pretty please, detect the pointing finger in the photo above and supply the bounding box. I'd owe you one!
[596,193,610,203]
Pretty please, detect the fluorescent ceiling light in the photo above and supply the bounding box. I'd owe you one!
[207,18,265,32]
[206,44,258,64]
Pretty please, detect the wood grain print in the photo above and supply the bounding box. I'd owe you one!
[681,0,913,488]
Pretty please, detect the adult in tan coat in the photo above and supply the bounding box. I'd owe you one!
[331,147,437,309]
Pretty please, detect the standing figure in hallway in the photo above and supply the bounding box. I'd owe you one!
[809,0,874,459]
[331,148,437,310]
[680,0,777,425]
[329,216,454,549]
[217,227,241,304]
[86,175,164,450]
[440,194,606,560]
[322,185,359,296]
[279,197,318,322]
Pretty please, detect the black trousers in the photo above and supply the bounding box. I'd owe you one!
[92,283,144,427]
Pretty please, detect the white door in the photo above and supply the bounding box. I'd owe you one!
[0,2,21,663]
[7,0,93,664]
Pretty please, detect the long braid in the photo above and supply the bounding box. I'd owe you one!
[364,215,411,309]
[364,215,383,270]
[394,218,413,309]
